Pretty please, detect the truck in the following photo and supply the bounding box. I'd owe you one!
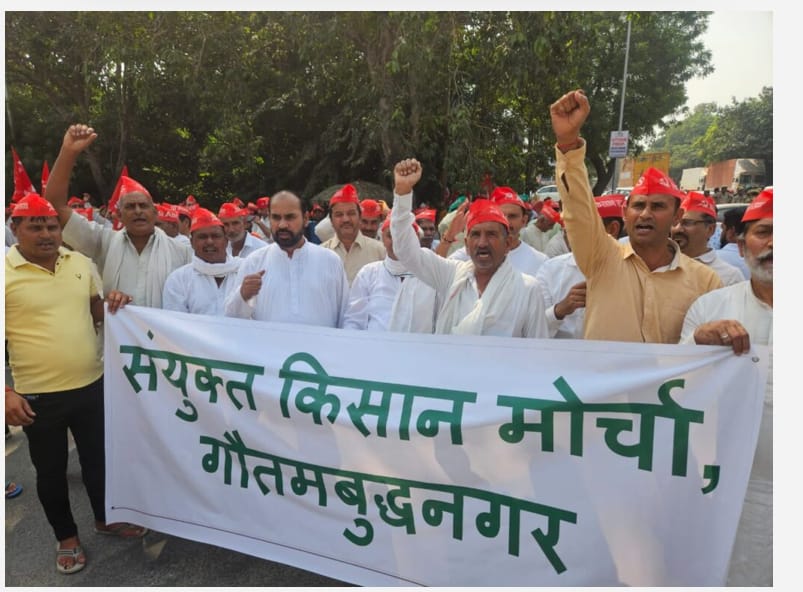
[703,158,765,193]
[679,167,707,191]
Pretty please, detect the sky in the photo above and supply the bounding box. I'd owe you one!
[684,11,773,109]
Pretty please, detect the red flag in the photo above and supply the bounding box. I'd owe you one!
[11,147,37,203]
[41,160,50,194]
[107,165,129,213]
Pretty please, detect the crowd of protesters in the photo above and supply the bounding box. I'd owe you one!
[5,89,772,585]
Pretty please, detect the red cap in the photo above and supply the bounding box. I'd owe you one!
[680,191,716,218]
[11,193,58,218]
[191,207,224,232]
[118,176,153,201]
[594,194,625,219]
[360,199,382,219]
[540,203,563,226]
[742,188,773,222]
[218,202,247,219]
[184,195,199,211]
[630,167,685,201]
[329,184,360,206]
[465,200,510,232]
[67,196,85,207]
[174,205,191,218]
[256,196,270,209]
[490,186,526,210]
[74,207,94,222]
[414,208,437,222]
[247,202,259,213]
[157,204,180,223]
[231,197,245,208]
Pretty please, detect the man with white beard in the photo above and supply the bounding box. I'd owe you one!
[680,188,773,586]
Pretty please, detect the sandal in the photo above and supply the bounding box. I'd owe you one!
[56,543,86,574]
[5,481,23,499]
[94,522,148,538]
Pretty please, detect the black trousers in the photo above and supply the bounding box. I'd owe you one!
[22,376,106,541]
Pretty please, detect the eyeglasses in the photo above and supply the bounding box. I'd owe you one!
[677,219,712,229]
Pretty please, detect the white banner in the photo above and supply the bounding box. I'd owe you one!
[104,306,768,586]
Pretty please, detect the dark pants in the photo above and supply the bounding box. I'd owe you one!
[22,376,106,541]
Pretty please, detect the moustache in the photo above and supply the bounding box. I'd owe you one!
[756,250,772,263]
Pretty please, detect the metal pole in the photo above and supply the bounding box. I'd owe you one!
[611,17,631,191]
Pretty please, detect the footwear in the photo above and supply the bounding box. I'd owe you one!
[94,522,148,538]
[56,543,86,574]
[5,481,23,499]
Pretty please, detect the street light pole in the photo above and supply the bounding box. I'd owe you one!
[611,17,632,192]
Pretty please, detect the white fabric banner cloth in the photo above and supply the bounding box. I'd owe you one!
[104,306,768,586]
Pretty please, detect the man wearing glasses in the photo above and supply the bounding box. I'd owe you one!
[671,192,744,286]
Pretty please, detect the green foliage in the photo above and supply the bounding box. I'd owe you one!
[650,88,772,184]
[6,11,718,208]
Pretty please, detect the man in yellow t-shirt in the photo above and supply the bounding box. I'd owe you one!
[5,194,146,576]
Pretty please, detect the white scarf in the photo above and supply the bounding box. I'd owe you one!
[104,227,177,307]
[435,258,521,335]
[192,254,241,277]
[383,257,413,280]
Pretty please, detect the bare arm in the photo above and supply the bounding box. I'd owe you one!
[44,124,98,228]
[434,200,468,258]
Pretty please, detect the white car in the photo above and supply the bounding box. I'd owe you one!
[534,185,560,202]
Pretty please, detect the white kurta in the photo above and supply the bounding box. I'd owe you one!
[543,232,570,258]
[313,215,336,243]
[448,241,547,278]
[520,219,560,253]
[342,258,412,331]
[227,232,267,258]
[62,211,192,308]
[680,281,772,586]
[162,257,242,316]
[391,191,548,338]
[387,276,439,334]
[717,242,750,280]
[534,252,586,339]
[224,241,348,328]
[695,249,745,286]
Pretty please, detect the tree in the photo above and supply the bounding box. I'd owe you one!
[650,103,718,180]
[697,87,773,184]
[6,11,715,206]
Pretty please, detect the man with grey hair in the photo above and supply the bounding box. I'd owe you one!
[45,124,191,308]
[680,189,773,586]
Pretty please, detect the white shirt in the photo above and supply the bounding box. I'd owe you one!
[387,276,439,334]
[534,252,586,339]
[391,191,548,338]
[543,232,570,258]
[251,216,272,241]
[520,220,560,253]
[694,249,745,286]
[224,241,348,327]
[313,215,336,243]
[680,281,772,586]
[717,242,750,280]
[448,241,547,278]
[227,232,267,258]
[162,257,241,316]
[62,211,192,307]
[173,233,191,246]
[342,258,412,331]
